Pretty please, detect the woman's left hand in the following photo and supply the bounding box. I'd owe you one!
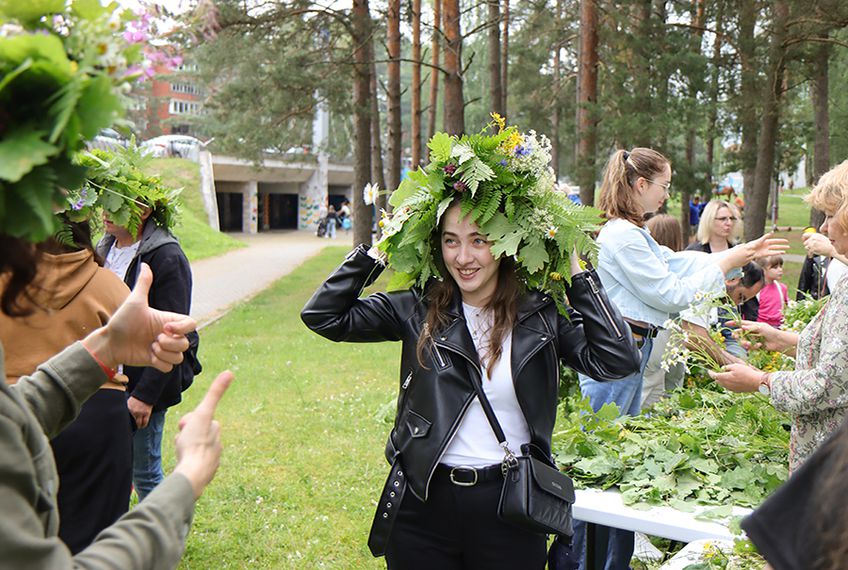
[708,362,763,393]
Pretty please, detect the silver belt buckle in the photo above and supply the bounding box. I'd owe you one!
[450,466,478,486]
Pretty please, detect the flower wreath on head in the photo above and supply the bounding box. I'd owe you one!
[372,114,602,315]
[59,145,182,244]
[0,1,154,242]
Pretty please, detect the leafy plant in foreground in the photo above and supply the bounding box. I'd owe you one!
[552,388,790,509]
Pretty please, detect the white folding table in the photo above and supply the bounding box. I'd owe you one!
[573,488,752,569]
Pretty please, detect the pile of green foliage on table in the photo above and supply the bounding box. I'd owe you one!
[551,381,790,510]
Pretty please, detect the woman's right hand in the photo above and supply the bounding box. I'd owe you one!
[803,232,836,257]
[718,233,789,273]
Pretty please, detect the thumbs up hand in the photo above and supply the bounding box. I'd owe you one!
[82,263,197,371]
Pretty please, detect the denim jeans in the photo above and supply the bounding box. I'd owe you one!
[574,338,653,570]
[132,409,166,501]
[578,337,653,417]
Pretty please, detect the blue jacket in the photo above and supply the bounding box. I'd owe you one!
[596,218,725,326]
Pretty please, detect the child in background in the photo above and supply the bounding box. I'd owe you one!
[756,255,789,327]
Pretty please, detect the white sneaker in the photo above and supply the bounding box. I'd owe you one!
[633,531,664,562]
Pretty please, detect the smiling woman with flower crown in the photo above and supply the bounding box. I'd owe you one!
[301,117,641,569]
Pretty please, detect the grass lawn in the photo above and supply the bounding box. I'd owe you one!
[144,158,245,262]
[164,247,397,569]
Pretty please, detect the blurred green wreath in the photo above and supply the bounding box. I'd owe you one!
[0,0,143,242]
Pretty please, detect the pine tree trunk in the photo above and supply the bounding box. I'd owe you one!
[551,1,561,180]
[706,3,724,188]
[738,1,759,201]
[352,0,374,247]
[655,0,669,150]
[369,44,387,199]
[411,0,422,167]
[487,1,503,116]
[576,0,599,206]
[426,0,442,151]
[810,41,830,229]
[681,0,705,241]
[442,0,464,135]
[745,1,788,242]
[500,0,509,115]
[387,0,402,195]
[634,0,653,148]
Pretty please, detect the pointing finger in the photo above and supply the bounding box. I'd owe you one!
[194,371,235,420]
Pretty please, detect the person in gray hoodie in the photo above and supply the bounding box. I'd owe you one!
[97,207,200,501]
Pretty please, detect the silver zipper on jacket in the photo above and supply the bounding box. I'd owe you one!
[432,345,448,368]
[422,345,479,501]
[585,273,623,339]
[402,370,413,390]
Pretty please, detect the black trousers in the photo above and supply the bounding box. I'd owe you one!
[51,389,134,554]
[385,467,547,570]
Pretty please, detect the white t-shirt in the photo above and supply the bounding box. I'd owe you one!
[440,303,531,468]
[680,304,718,330]
[104,241,141,282]
[827,259,848,293]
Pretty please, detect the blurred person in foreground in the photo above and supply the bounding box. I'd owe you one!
[0,2,231,565]
[0,216,133,554]
[0,236,234,567]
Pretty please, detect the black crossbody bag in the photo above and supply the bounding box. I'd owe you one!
[468,370,576,537]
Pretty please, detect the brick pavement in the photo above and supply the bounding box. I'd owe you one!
[190,231,353,327]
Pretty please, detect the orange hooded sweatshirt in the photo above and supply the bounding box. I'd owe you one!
[1,249,129,387]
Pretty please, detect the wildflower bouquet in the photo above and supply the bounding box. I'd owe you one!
[374,114,601,314]
[63,146,181,237]
[781,293,828,333]
[661,291,740,374]
[0,1,146,241]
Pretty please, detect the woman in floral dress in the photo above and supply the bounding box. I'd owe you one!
[712,159,848,471]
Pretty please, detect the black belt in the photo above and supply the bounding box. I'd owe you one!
[368,457,407,557]
[626,321,659,339]
[434,463,503,486]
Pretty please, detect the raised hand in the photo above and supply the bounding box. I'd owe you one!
[82,263,196,371]
[174,371,235,498]
[746,233,790,260]
[803,232,836,257]
[718,233,789,273]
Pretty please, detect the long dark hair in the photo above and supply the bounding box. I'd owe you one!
[0,235,39,317]
[1,216,101,317]
[415,217,524,376]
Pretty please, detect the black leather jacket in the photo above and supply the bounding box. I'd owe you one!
[301,246,640,501]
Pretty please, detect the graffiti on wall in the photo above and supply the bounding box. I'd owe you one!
[299,194,324,230]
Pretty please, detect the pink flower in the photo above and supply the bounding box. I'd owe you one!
[123,30,147,43]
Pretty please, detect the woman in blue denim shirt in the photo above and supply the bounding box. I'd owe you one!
[573,148,787,570]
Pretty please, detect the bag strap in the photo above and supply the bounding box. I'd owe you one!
[465,362,519,463]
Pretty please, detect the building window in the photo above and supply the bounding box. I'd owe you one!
[168,99,203,115]
[170,82,199,95]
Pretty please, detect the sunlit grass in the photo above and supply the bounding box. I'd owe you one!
[145,158,245,261]
[163,247,397,569]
